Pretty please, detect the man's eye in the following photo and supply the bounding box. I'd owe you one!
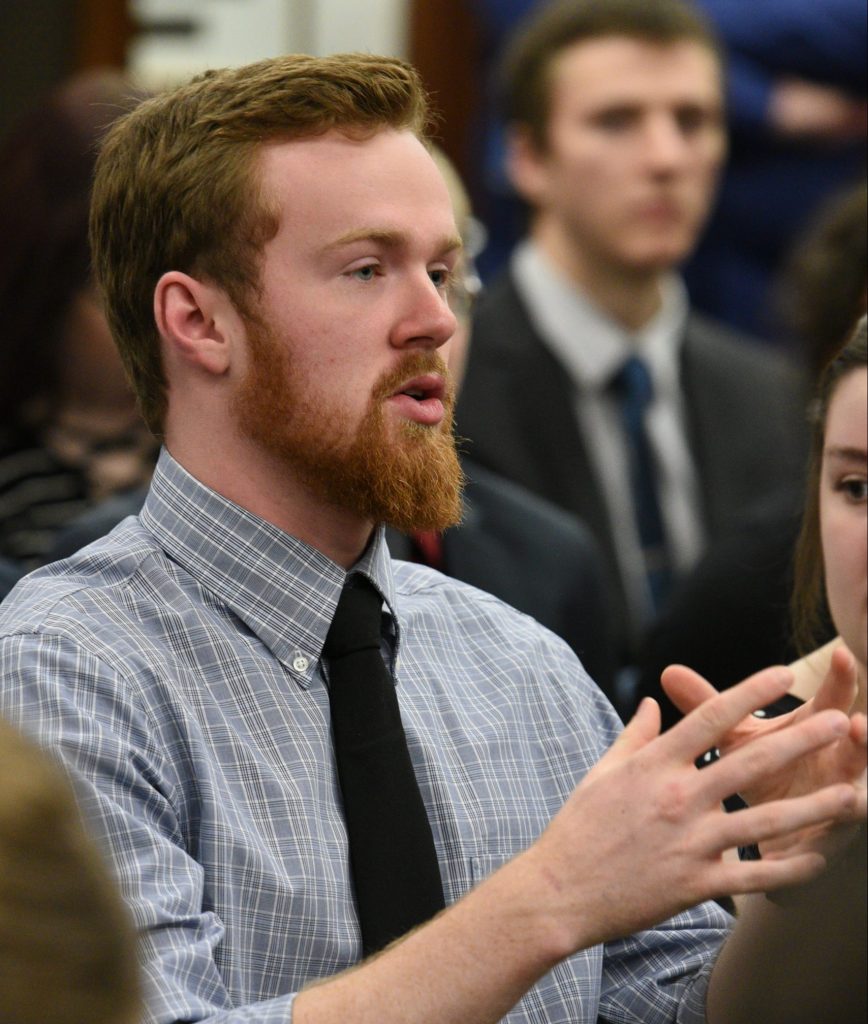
[594,109,634,132]
[351,265,378,282]
[676,108,709,134]
[429,268,452,289]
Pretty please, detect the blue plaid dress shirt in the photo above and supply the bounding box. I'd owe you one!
[0,449,729,1023]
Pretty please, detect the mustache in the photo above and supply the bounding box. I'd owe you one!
[372,351,455,407]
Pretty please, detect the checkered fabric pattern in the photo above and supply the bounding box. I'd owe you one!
[0,449,729,1023]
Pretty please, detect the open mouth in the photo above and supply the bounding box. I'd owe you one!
[393,375,446,403]
[388,374,447,425]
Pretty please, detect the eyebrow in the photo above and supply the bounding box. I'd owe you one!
[319,228,463,257]
[824,445,868,462]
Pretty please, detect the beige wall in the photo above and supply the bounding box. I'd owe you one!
[128,0,409,87]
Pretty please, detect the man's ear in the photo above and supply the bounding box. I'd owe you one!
[154,271,239,376]
[505,125,549,207]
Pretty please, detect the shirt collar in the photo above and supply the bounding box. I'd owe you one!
[139,448,399,686]
[511,239,688,393]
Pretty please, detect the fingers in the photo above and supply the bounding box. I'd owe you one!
[661,666,796,762]
[713,785,862,856]
[832,713,868,784]
[701,708,851,805]
[714,851,829,897]
[660,663,719,718]
[587,698,660,781]
[812,645,858,714]
[851,713,868,751]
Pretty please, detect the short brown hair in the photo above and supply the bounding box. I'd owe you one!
[780,182,868,380]
[791,314,868,653]
[500,0,722,150]
[90,53,432,433]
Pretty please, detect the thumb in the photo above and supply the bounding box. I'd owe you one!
[812,644,858,714]
[661,663,719,718]
[589,697,661,781]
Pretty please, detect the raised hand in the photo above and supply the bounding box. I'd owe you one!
[525,668,864,952]
[662,651,866,804]
[660,652,867,862]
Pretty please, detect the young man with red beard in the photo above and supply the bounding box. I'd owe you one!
[0,53,864,1024]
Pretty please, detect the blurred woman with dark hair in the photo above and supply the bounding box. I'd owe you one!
[0,71,156,571]
[787,315,867,712]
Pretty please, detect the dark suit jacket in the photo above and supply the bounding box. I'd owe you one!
[388,459,617,700]
[456,269,809,660]
[636,495,815,728]
[48,462,620,706]
[0,557,23,602]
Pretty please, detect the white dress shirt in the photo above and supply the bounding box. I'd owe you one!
[511,240,705,632]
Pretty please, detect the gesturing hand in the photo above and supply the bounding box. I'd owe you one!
[660,650,867,861]
[528,667,864,953]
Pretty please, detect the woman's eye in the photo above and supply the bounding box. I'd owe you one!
[838,477,868,502]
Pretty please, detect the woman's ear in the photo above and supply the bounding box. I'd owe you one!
[154,271,239,376]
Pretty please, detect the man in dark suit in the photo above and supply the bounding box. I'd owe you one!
[387,459,616,696]
[457,0,807,666]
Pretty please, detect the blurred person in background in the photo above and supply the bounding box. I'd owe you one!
[682,0,867,343]
[467,0,866,345]
[0,70,156,575]
[787,315,867,714]
[457,0,807,686]
[0,714,141,1024]
[779,181,868,380]
[637,184,866,725]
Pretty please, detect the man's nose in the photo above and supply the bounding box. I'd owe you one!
[642,114,691,173]
[390,274,458,350]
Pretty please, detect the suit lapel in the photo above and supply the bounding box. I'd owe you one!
[472,274,622,580]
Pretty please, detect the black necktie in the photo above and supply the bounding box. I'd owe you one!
[612,354,674,613]
[323,575,444,955]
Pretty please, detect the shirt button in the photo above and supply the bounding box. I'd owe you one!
[292,653,310,673]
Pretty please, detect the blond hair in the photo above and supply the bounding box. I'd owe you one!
[90,53,432,433]
[0,717,140,1024]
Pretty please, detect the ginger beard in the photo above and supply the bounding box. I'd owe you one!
[233,319,464,533]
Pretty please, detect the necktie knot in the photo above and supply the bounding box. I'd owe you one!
[613,354,654,413]
[323,577,383,660]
